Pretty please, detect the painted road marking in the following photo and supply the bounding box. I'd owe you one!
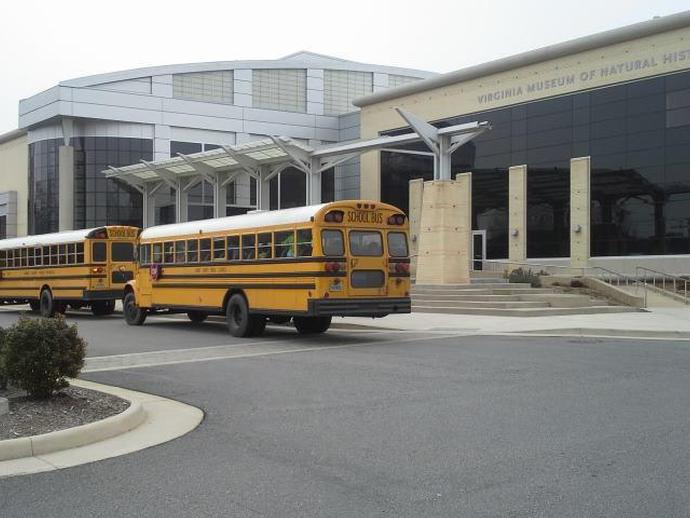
[83,332,467,373]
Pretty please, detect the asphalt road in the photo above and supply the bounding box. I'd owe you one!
[0,307,689,517]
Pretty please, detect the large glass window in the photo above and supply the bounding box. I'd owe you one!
[380,70,690,257]
[349,231,383,256]
[92,242,107,262]
[29,139,60,234]
[112,242,134,262]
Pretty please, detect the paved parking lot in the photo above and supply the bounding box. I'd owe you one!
[1,307,689,517]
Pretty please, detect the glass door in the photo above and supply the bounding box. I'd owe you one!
[472,230,486,271]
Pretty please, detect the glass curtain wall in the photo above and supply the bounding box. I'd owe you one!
[380,69,690,258]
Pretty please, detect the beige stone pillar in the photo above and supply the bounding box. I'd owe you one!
[58,145,74,231]
[360,151,381,200]
[508,164,527,271]
[570,156,591,269]
[415,174,472,285]
[408,178,424,278]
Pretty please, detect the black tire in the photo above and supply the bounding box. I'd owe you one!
[226,294,252,337]
[29,300,40,313]
[187,311,208,323]
[294,316,331,334]
[92,300,116,316]
[123,292,147,326]
[39,289,55,317]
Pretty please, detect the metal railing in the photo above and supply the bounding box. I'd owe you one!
[635,266,690,305]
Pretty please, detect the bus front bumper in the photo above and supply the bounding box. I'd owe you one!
[308,297,411,317]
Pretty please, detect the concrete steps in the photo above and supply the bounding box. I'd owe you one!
[410,278,638,317]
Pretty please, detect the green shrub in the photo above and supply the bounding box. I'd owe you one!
[507,267,544,288]
[4,315,86,399]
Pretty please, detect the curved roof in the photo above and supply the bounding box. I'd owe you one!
[0,228,100,250]
[59,51,436,89]
[354,10,690,107]
[140,204,329,241]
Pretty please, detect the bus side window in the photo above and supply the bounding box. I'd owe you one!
[139,244,150,265]
[227,236,240,261]
[152,243,162,263]
[199,239,212,262]
[67,243,75,264]
[59,244,68,265]
[242,235,256,260]
[213,237,226,261]
[0,250,5,268]
[296,229,313,257]
[92,242,107,263]
[21,248,28,267]
[76,243,84,264]
[28,247,34,267]
[186,240,198,263]
[42,246,49,266]
[257,233,272,259]
[9,249,16,268]
[163,242,174,263]
[274,231,294,258]
[34,247,42,266]
[175,241,185,263]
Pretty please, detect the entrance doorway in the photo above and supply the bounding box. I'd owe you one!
[472,230,486,271]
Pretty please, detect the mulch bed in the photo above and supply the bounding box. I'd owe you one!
[0,386,130,440]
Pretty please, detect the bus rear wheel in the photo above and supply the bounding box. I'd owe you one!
[294,316,331,334]
[187,311,207,323]
[226,294,265,338]
[92,300,116,316]
[123,293,147,326]
[39,289,55,317]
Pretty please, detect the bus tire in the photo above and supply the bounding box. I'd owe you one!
[39,289,55,317]
[294,316,331,334]
[226,294,253,338]
[29,300,40,313]
[187,311,207,323]
[123,293,147,326]
[92,300,116,316]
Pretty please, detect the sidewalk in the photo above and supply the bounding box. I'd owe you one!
[344,307,690,339]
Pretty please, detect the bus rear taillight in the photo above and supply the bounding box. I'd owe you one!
[324,210,344,223]
[325,262,342,273]
[92,267,104,274]
[388,262,409,274]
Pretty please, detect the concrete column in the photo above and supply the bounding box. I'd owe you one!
[258,168,270,210]
[142,183,156,228]
[360,151,381,201]
[212,174,227,219]
[508,164,527,270]
[415,174,472,285]
[408,178,424,279]
[58,145,74,231]
[175,183,188,223]
[570,156,591,269]
[308,159,321,205]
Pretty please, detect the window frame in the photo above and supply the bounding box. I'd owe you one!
[213,237,226,261]
[321,229,345,256]
[387,232,409,258]
[348,230,384,257]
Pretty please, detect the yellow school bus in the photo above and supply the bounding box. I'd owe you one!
[0,226,139,317]
[124,201,411,337]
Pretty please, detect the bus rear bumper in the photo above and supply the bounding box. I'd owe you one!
[308,297,411,317]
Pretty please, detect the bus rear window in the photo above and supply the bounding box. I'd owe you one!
[349,231,383,256]
[387,232,409,257]
[112,242,134,262]
[322,230,344,256]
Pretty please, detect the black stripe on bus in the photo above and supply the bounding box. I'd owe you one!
[140,256,346,267]
[389,273,411,278]
[388,258,411,263]
[152,283,316,290]
[159,271,346,279]
[0,274,106,280]
[0,263,106,271]
[0,286,86,291]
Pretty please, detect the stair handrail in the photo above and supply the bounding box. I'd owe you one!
[635,266,689,305]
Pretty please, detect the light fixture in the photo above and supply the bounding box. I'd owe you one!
[573,224,582,233]
[510,228,519,237]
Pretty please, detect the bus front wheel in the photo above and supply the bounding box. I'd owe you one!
[123,293,147,326]
[226,294,265,338]
[187,311,207,323]
[294,316,331,334]
[92,300,116,316]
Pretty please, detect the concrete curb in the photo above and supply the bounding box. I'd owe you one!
[504,328,690,341]
[0,386,145,462]
[0,378,203,478]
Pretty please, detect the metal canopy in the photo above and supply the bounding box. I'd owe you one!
[102,110,490,226]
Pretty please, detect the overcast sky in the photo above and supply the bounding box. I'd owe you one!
[1,0,689,134]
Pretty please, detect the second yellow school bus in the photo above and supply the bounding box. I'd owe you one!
[0,226,139,316]
[124,201,411,337]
